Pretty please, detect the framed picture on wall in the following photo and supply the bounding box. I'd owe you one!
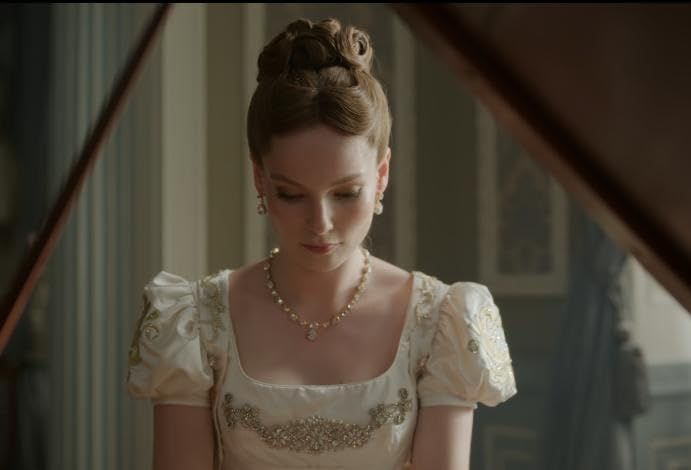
[475,103,568,296]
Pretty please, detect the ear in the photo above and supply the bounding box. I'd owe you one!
[376,147,391,194]
[252,159,265,195]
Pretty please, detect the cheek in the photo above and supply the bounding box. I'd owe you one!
[334,199,374,229]
[266,200,300,231]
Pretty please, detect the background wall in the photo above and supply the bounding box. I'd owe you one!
[44,5,163,470]
[621,258,691,469]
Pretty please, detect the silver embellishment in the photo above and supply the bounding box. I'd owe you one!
[128,296,160,366]
[415,354,430,379]
[415,274,437,323]
[468,303,514,394]
[143,324,160,341]
[223,389,413,454]
[199,272,227,341]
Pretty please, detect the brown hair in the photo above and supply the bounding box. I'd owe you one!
[247,18,391,163]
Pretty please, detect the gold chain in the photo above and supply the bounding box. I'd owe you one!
[264,247,371,341]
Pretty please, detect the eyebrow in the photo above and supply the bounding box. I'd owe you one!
[269,172,364,188]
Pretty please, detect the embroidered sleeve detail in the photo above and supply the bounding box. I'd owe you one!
[128,294,159,367]
[198,272,228,342]
[468,303,514,394]
[414,273,438,324]
[126,271,214,406]
[416,282,517,408]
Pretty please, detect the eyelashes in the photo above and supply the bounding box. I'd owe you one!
[334,189,363,200]
[276,188,363,202]
[276,192,303,201]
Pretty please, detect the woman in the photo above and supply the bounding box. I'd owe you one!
[127,18,516,470]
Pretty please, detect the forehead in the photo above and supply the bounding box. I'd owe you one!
[263,125,377,179]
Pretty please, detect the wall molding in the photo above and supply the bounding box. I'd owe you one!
[648,363,691,397]
[476,102,568,296]
[649,434,691,470]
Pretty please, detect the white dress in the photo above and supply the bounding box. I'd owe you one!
[127,269,517,470]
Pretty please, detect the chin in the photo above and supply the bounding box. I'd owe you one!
[287,243,358,272]
[302,248,346,272]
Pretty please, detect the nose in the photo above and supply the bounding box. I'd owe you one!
[307,199,334,236]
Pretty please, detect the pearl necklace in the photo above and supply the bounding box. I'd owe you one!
[264,247,371,341]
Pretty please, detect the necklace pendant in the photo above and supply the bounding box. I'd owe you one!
[266,246,370,342]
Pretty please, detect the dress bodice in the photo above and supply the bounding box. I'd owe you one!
[127,269,517,470]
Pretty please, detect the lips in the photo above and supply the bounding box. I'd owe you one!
[301,243,340,254]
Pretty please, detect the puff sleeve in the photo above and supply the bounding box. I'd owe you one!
[127,271,214,407]
[417,282,517,408]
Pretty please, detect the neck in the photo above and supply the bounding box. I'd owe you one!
[268,247,368,323]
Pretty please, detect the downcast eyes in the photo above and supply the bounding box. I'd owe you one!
[276,187,362,202]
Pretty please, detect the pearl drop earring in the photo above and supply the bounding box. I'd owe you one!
[374,192,384,215]
[257,195,267,215]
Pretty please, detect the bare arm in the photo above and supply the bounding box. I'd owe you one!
[153,404,215,470]
[410,405,474,470]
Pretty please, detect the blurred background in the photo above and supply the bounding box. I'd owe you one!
[1,4,690,470]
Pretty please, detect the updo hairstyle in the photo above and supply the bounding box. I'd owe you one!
[247,18,392,164]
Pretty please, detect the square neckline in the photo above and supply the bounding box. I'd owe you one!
[221,268,421,389]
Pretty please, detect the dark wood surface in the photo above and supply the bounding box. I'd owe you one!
[393,3,691,313]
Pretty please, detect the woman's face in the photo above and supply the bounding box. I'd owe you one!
[254,124,389,272]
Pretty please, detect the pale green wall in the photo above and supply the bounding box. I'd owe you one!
[206,3,246,272]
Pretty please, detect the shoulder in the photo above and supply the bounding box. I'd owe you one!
[403,271,478,311]
[141,268,228,302]
[408,271,496,314]
[142,269,229,322]
[136,268,232,347]
[368,256,414,300]
[364,265,487,322]
[408,271,501,345]
[225,259,271,297]
[369,255,411,283]
[441,280,497,316]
